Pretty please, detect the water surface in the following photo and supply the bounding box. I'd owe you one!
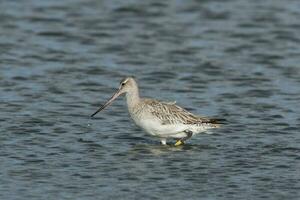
[1,0,300,199]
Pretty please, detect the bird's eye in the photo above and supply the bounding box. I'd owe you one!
[121,82,125,86]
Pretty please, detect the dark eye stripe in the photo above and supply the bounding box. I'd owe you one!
[119,78,127,84]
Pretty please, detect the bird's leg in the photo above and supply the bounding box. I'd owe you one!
[174,130,193,146]
[160,138,167,145]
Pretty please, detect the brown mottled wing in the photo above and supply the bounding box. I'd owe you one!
[145,99,214,125]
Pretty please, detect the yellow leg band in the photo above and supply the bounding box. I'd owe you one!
[174,140,184,146]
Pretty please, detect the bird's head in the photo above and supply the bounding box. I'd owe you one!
[91,77,136,117]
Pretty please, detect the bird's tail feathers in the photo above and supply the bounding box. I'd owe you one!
[206,118,227,128]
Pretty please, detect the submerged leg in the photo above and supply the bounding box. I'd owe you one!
[160,138,167,145]
[174,130,193,146]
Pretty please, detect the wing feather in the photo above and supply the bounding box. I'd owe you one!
[143,99,218,125]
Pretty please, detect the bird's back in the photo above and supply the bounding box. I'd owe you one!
[138,98,223,127]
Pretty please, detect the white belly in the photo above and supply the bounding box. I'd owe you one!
[132,115,210,138]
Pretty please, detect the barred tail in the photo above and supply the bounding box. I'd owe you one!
[208,118,226,124]
[206,118,226,128]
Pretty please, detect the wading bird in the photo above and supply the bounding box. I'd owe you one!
[91,77,224,146]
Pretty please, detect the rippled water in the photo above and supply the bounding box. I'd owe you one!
[1,0,300,199]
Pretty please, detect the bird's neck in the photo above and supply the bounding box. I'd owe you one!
[125,85,140,109]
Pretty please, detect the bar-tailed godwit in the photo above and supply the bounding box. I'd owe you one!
[91,77,224,146]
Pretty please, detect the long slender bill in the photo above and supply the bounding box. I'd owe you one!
[91,88,122,117]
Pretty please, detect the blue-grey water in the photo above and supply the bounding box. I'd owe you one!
[1,0,300,199]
